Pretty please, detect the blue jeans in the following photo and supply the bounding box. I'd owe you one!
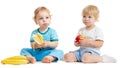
[73,48,100,62]
[20,48,64,62]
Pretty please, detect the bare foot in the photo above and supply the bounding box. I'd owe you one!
[42,56,56,63]
[26,55,36,64]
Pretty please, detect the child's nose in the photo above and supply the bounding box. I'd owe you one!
[43,18,46,22]
[85,17,89,20]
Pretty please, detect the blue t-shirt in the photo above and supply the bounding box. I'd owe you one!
[30,27,58,42]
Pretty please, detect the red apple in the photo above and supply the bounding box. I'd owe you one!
[75,35,85,43]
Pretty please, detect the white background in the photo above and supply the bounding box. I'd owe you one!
[0,0,120,68]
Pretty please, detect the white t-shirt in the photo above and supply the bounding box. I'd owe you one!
[78,26,104,53]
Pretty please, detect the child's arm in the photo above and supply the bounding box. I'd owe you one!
[30,42,38,49]
[41,41,58,48]
[31,41,58,49]
[88,39,104,48]
[80,39,104,48]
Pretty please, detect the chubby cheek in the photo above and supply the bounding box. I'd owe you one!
[37,20,43,24]
[82,18,84,22]
[47,20,51,24]
[34,19,40,24]
[35,21,42,26]
[39,22,44,26]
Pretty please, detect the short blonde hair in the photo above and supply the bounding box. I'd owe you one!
[82,5,99,20]
[33,7,50,23]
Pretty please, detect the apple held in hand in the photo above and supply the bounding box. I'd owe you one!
[75,35,85,43]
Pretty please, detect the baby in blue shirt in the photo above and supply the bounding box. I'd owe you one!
[20,7,63,63]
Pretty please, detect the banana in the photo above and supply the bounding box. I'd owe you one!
[3,56,27,60]
[32,33,44,44]
[1,56,29,65]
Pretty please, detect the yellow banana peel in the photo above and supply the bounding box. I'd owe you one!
[32,33,44,44]
[1,56,29,65]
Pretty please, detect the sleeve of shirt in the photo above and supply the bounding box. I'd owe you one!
[30,32,34,42]
[96,28,104,41]
[50,29,59,41]
[30,30,37,42]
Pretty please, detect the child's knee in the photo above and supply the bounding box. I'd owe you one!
[64,53,70,60]
[56,50,64,59]
[81,53,91,63]
[20,48,29,55]
[64,52,77,62]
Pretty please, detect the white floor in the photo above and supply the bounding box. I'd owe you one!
[0,60,120,68]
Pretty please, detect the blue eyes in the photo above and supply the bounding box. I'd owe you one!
[39,18,43,20]
[83,16,92,18]
[46,17,49,19]
[88,16,92,18]
[39,17,49,20]
[83,16,86,18]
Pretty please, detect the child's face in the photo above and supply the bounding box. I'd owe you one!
[82,15,96,27]
[35,11,51,28]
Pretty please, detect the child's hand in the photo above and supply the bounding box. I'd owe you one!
[74,39,89,47]
[31,42,43,49]
[37,41,50,48]
[79,38,89,46]
[74,34,85,47]
[31,42,38,49]
[74,41,81,47]
[75,34,85,43]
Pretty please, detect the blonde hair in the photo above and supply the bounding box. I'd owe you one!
[82,5,99,20]
[33,7,50,23]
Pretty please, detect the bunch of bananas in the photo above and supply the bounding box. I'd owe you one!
[1,56,29,65]
[32,33,44,44]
